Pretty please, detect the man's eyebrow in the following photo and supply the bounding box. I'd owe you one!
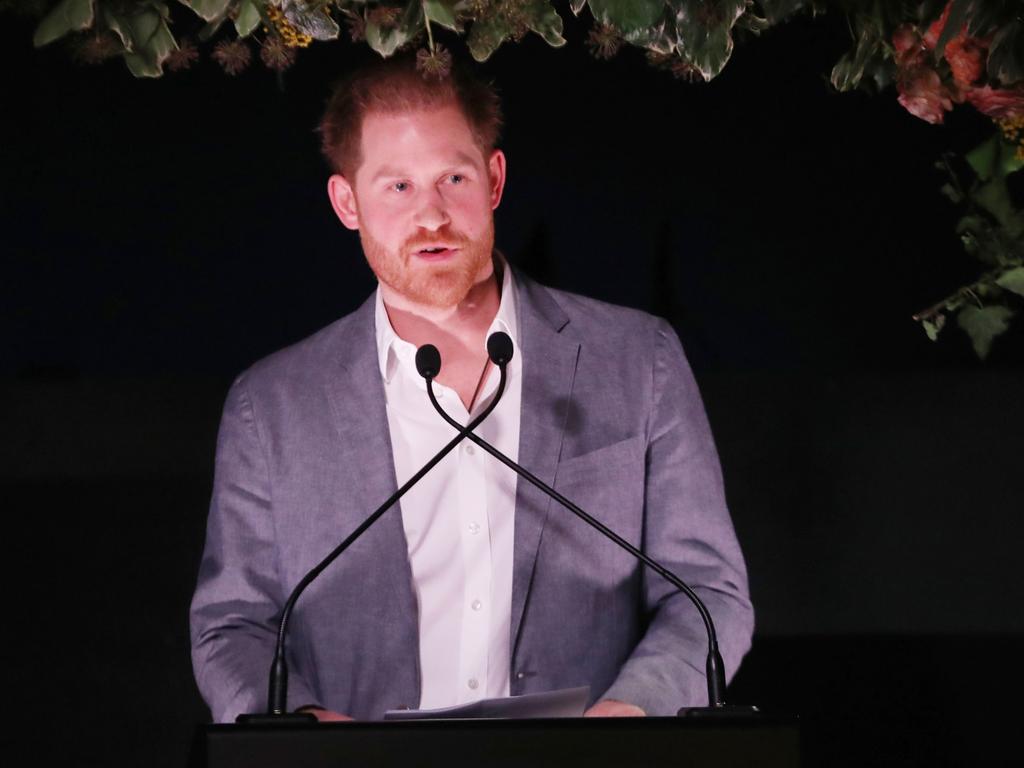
[450,151,479,168]
[370,166,406,183]
[368,154,480,184]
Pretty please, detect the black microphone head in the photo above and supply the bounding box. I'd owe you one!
[415,344,442,379]
[487,332,514,367]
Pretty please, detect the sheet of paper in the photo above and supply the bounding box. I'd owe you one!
[383,686,590,720]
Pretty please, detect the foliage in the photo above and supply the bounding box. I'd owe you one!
[16,1,830,78]
[12,0,1024,357]
[914,128,1024,359]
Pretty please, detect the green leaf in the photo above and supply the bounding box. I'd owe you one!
[283,0,340,41]
[867,59,893,92]
[940,183,962,204]
[423,0,460,32]
[965,0,1006,39]
[933,0,970,59]
[465,0,562,62]
[199,17,228,41]
[670,0,747,81]
[987,19,1024,85]
[588,0,663,35]
[761,0,808,25]
[974,179,1022,235]
[996,266,1024,297]
[123,13,177,78]
[522,0,565,48]
[102,8,133,50]
[956,214,988,235]
[957,304,1014,359]
[966,134,1024,182]
[366,2,423,57]
[830,16,882,92]
[467,14,510,62]
[33,0,95,47]
[736,11,770,35]
[176,0,232,22]
[960,231,983,259]
[234,0,261,37]
[623,10,677,54]
[921,316,945,342]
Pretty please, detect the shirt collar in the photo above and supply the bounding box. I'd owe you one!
[374,254,520,385]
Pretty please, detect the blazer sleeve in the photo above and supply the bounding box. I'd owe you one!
[189,375,319,722]
[600,319,754,714]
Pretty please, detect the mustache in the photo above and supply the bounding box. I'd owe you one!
[403,227,472,252]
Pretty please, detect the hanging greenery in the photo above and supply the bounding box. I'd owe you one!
[11,0,1024,358]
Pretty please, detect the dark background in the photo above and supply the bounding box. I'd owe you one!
[3,8,1022,767]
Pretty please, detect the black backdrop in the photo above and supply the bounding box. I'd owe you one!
[2,8,1022,767]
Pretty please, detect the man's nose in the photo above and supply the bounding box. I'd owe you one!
[412,189,450,231]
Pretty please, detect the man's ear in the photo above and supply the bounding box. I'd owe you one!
[327,174,360,230]
[488,149,507,210]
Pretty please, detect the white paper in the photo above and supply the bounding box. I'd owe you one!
[383,686,590,720]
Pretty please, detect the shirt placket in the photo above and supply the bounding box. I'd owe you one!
[454,398,492,704]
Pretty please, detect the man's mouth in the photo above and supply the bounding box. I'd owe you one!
[414,245,458,258]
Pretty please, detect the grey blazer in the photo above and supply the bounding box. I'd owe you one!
[190,270,753,722]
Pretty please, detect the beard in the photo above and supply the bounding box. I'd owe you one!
[360,219,495,309]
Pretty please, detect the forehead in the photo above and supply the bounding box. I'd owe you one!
[356,106,485,175]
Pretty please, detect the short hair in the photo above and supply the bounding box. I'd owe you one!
[319,52,503,177]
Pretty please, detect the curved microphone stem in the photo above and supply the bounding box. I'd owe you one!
[424,376,730,709]
[261,365,509,717]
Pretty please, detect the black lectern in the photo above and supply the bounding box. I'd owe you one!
[190,716,799,768]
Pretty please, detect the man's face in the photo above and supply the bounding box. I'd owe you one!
[328,104,506,310]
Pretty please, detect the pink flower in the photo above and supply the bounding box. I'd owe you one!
[946,35,988,87]
[892,24,927,68]
[923,3,951,50]
[897,67,954,124]
[966,85,1024,119]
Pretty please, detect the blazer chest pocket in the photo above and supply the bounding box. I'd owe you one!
[553,436,645,531]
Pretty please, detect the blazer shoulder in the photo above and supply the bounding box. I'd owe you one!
[522,276,670,348]
[234,296,374,396]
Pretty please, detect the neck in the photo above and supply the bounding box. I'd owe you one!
[382,261,501,349]
[382,263,501,377]
[382,261,503,409]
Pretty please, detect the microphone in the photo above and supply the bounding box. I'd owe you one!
[420,332,757,716]
[237,343,509,724]
[486,331,514,366]
[414,343,442,379]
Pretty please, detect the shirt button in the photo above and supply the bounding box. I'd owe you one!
[465,444,475,455]
[468,678,479,690]
[468,521,481,535]
[471,599,482,611]
[516,672,525,680]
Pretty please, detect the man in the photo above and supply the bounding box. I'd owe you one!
[190,52,753,723]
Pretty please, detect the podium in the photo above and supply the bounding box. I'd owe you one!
[190,715,799,767]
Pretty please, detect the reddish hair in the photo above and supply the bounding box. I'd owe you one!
[319,52,503,177]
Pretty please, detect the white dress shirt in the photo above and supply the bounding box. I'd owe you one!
[374,263,521,709]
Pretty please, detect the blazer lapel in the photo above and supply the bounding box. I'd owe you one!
[319,278,581,671]
[510,273,580,651]
[321,295,418,623]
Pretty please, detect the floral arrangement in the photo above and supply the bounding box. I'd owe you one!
[10,0,1024,357]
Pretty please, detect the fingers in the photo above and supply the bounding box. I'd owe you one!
[583,699,646,717]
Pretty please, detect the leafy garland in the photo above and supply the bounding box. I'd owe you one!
[12,0,1024,358]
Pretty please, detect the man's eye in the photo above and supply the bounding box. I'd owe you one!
[448,175,464,185]
[392,182,409,192]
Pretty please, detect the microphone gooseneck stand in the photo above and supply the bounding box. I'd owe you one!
[237,343,509,724]
[418,332,757,716]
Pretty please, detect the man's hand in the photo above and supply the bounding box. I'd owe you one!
[298,706,354,722]
[583,699,646,717]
